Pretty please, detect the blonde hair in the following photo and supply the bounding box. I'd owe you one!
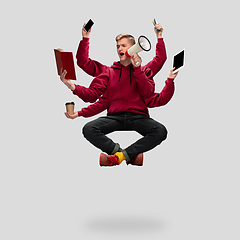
[115,34,135,46]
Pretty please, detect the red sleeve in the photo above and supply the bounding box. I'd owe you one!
[76,38,108,77]
[146,78,175,108]
[72,69,109,103]
[133,66,155,98]
[143,38,167,77]
[78,96,108,118]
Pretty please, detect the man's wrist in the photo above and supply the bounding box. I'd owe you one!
[133,65,142,71]
[69,84,76,91]
[133,63,141,68]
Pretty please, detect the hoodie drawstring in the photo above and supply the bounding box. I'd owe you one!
[118,64,132,85]
[118,65,122,82]
[129,65,132,85]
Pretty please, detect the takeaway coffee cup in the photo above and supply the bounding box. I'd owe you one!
[65,102,75,115]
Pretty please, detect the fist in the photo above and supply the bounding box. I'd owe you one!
[154,23,163,38]
[131,54,142,67]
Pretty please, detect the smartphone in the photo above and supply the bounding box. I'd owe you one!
[84,19,94,32]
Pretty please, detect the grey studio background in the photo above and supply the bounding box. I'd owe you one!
[0,0,239,239]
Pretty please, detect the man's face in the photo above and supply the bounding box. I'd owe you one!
[116,38,133,61]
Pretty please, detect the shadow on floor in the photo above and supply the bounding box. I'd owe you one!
[84,214,165,235]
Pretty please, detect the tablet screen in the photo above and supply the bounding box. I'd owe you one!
[173,50,184,72]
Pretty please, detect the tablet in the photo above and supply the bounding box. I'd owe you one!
[173,49,185,74]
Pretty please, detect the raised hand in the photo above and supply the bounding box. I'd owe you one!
[154,22,163,38]
[82,23,92,38]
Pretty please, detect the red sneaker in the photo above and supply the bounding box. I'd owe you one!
[127,153,143,166]
[99,153,120,166]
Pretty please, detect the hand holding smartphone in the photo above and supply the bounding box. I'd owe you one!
[84,19,94,32]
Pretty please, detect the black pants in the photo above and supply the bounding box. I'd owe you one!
[82,112,168,162]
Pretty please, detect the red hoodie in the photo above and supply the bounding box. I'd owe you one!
[75,62,155,117]
[73,37,167,103]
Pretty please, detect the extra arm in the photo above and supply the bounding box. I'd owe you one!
[72,69,110,103]
[76,38,108,77]
[78,95,108,118]
[146,78,175,108]
[144,38,167,78]
[146,69,179,108]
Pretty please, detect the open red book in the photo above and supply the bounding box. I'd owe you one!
[54,48,76,80]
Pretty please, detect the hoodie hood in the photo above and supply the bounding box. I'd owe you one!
[110,61,132,69]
